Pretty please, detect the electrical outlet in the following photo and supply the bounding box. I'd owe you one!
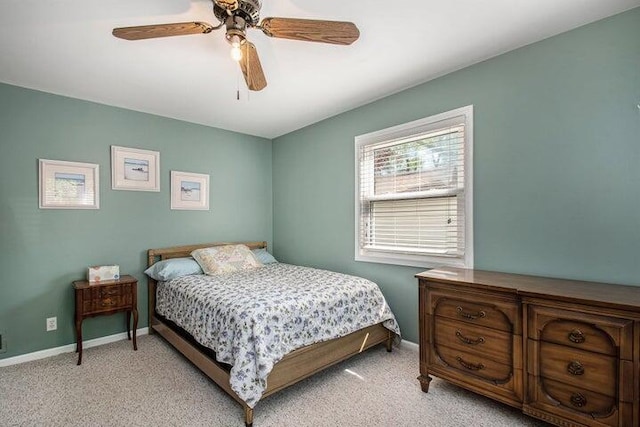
[46,317,57,332]
[0,332,6,353]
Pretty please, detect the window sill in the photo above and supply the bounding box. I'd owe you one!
[355,252,472,269]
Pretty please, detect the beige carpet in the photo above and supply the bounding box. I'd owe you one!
[0,335,548,426]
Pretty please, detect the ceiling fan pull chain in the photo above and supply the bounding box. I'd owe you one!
[236,64,239,100]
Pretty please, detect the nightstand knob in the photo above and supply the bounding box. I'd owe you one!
[101,298,116,307]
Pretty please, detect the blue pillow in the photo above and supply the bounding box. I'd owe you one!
[144,257,203,281]
[252,248,278,264]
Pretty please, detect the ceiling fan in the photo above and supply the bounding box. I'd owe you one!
[112,0,360,91]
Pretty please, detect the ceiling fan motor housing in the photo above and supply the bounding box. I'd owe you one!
[214,0,261,27]
[226,21,247,45]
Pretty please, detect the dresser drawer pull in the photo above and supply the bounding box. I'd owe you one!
[456,306,486,321]
[570,393,587,408]
[455,356,485,371]
[568,329,585,344]
[567,360,585,376]
[455,330,485,345]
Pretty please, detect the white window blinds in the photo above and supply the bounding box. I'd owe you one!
[355,106,473,268]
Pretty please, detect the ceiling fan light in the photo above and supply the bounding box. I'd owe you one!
[230,45,243,61]
[227,33,244,61]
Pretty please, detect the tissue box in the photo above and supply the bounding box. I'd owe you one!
[87,265,120,283]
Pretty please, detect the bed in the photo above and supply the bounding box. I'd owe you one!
[146,241,400,426]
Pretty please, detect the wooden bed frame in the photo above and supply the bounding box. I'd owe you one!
[147,241,395,426]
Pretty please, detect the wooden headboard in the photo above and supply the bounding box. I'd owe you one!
[147,241,267,267]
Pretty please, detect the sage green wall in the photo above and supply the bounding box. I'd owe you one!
[272,9,640,343]
[0,84,272,359]
[2,8,639,360]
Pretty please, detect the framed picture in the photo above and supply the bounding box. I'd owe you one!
[111,146,160,191]
[171,171,210,210]
[39,159,99,209]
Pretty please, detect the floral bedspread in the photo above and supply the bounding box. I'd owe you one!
[155,263,401,408]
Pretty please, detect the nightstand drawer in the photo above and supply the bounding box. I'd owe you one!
[536,341,616,397]
[83,295,131,313]
[82,284,133,313]
[94,284,126,299]
[434,316,512,365]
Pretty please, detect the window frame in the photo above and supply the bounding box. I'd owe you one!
[354,105,474,269]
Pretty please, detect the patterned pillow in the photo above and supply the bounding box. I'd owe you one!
[191,244,263,275]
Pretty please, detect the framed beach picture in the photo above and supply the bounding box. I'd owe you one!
[171,171,209,210]
[39,159,99,209]
[111,146,160,191]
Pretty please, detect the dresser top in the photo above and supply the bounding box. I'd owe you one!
[416,267,640,312]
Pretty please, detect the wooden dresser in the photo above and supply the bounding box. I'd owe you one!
[416,268,640,427]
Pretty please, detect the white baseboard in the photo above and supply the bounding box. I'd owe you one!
[0,327,149,367]
[399,339,419,351]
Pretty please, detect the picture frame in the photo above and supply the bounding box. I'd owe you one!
[171,171,210,211]
[39,159,100,209]
[111,145,160,191]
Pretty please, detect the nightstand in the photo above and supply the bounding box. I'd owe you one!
[73,275,138,365]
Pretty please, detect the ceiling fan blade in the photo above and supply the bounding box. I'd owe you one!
[239,42,267,91]
[260,18,359,45]
[214,0,239,11]
[112,22,215,41]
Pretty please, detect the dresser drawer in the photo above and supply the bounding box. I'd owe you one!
[542,377,616,418]
[532,341,616,397]
[526,374,624,427]
[432,343,513,384]
[528,304,633,359]
[432,293,516,333]
[434,316,512,365]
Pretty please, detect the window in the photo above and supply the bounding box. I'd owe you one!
[355,105,473,268]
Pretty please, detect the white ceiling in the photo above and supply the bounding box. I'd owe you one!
[1,1,638,139]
